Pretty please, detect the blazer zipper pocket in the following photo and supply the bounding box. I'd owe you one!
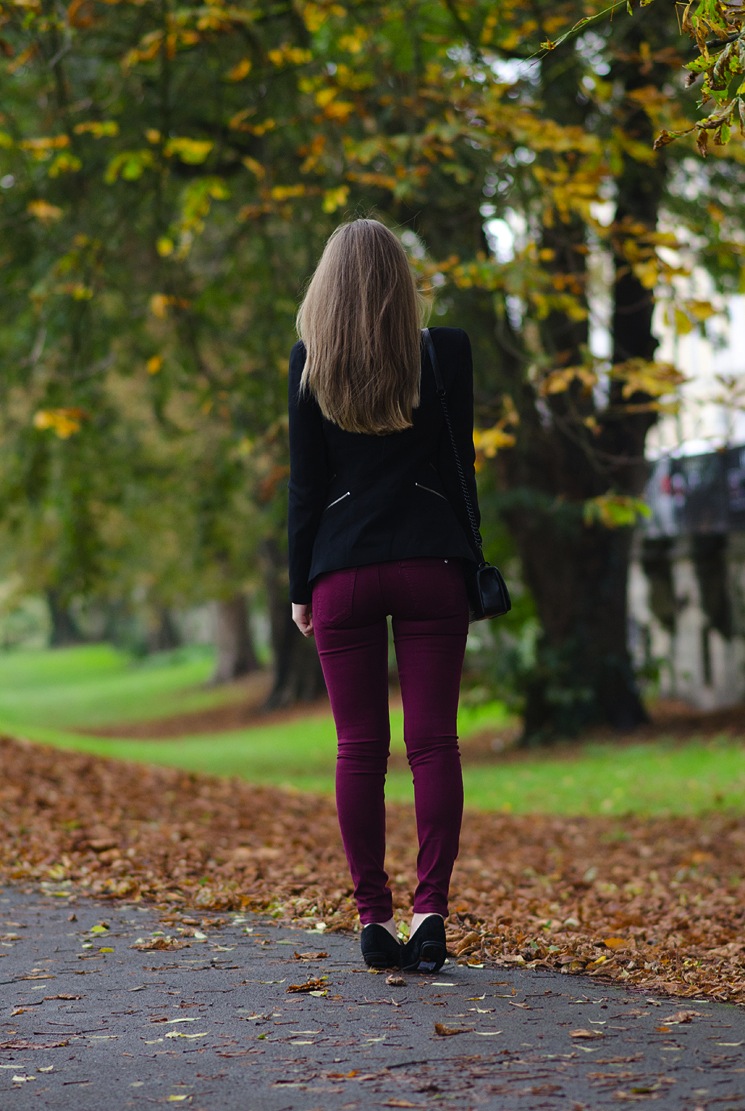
[415,482,448,502]
[325,491,351,510]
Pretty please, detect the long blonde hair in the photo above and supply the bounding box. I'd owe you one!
[297,219,424,434]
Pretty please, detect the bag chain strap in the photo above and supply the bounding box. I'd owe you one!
[422,328,484,564]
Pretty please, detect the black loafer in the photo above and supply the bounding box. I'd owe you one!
[360,924,402,969]
[401,915,447,972]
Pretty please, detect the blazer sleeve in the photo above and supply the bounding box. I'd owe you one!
[437,329,481,557]
[287,341,330,603]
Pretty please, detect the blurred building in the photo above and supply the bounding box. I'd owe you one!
[629,295,745,708]
[630,448,745,709]
[649,295,745,456]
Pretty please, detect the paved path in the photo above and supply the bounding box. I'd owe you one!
[1,887,744,1110]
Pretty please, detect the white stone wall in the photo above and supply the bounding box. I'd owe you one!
[629,536,745,710]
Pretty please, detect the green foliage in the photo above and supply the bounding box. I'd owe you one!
[2,0,744,728]
[0,0,331,625]
[544,0,745,153]
[583,494,652,528]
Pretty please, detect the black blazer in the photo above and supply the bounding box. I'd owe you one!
[288,326,480,603]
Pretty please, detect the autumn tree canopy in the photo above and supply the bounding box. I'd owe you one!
[1,0,743,735]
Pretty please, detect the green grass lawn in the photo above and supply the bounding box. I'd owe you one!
[0,643,237,728]
[1,645,743,817]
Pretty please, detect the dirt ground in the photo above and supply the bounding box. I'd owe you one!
[84,679,745,754]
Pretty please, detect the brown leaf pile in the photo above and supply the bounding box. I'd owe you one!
[1,734,744,1005]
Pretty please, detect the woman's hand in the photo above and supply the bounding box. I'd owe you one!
[292,603,314,638]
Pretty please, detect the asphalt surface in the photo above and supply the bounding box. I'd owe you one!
[1,886,744,1110]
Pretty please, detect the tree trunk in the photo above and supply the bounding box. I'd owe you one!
[147,606,183,654]
[513,511,647,740]
[497,15,670,742]
[46,589,85,647]
[260,537,325,708]
[266,607,328,709]
[211,592,259,684]
[371,7,673,741]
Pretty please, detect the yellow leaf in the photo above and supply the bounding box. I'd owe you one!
[434,1022,466,1036]
[301,2,328,32]
[48,152,82,177]
[33,408,86,439]
[7,45,36,75]
[150,293,170,319]
[226,58,252,81]
[314,87,337,108]
[270,184,307,201]
[286,47,311,65]
[529,291,550,318]
[613,358,687,399]
[242,157,265,179]
[61,282,93,300]
[267,45,311,66]
[565,299,589,322]
[322,185,349,214]
[164,138,213,165]
[20,134,70,157]
[73,120,119,138]
[250,118,276,135]
[583,495,651,530]
[673,308,693,335]
[687,299,717,322]
[634,259,659,290]
[156,236,174,257]
[338,31,366,53]
[146,355,163,375]
[473,426,517,457]
[104,149,154,184]
[540,366,597,396]
[206,179,229,200]
[322,100,355,122]
[27,200,63,222]
[603,937,628,949]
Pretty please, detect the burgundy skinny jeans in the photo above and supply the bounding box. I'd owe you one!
[312,558,469,925]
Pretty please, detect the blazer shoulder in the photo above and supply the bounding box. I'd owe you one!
[290,339,306,368]
[428,326,468,340]
[288,340,307,392]
[426,328,471,384]
[427,326,471,357]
